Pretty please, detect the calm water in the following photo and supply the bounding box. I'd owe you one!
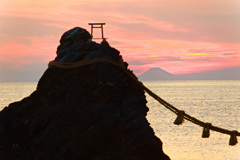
[0,81,239,160]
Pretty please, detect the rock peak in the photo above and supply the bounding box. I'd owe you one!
[55,27,122,64]
[60,27,91,44]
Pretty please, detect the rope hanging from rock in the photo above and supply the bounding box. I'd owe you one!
[229,131,238,146]
[48,58,240,146]
[202,123,212,138]
[174,110,185,125]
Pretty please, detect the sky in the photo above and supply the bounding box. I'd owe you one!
[0,0,240,81]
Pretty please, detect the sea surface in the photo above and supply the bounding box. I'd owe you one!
[0,81,239,160]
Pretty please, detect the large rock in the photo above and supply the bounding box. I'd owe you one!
[0,27,170,160]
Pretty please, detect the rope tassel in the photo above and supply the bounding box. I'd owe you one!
[202,123,211,138]
[229,130,238,146]
[174,110,185,125]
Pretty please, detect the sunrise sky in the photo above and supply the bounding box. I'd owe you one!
[0,0,240,81]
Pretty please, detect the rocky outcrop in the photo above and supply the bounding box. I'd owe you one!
[0,27,170,160]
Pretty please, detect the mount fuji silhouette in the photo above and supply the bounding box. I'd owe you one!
[138,68,174,80]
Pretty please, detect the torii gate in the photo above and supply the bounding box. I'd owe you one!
[88,23,106,40]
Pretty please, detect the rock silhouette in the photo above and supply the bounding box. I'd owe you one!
[0,27,170,160]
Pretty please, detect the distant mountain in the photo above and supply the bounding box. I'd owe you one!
[138,67,174,80]
[138,66,240,80]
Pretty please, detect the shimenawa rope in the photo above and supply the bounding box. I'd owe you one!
[48,58,239,145]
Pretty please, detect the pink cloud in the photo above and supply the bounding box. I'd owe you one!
[119,40,240,75]
[0,35,58,68]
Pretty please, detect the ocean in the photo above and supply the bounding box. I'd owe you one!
[0,81,239,160]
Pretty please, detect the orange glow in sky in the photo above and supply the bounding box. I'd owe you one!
[0,0,240,81]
